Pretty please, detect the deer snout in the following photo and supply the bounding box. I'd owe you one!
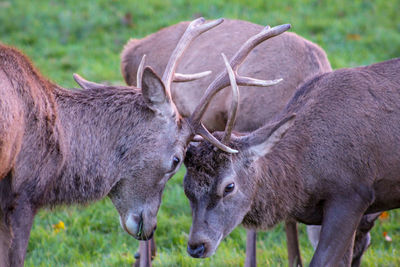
[122,212,142,237]
[187,230,223,258]
[187,243,206,258]
[121,212,157,240]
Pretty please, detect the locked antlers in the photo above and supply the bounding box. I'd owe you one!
[188,24,291,153]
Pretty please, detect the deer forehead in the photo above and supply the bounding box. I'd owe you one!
[185,162,235,200]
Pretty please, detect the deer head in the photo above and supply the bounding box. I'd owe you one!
[72,18,225,240]
[184,114,295,257]
[181,23,295,257]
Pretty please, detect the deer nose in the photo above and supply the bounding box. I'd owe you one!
[187,243,206,258]
[137,224,157,240]
[124,212,143,237]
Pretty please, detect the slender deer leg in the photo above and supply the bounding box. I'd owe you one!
[133,237,156,267]
[150,236,156,260]
[244,230,257,267]
[138,240,152,267]
[309,196,370,267]
[306,225,320,250]
[0,175,12,267]
[338,232,355,267]
[133,248,140,267]
[285,221,302,267]
[0,220,12,267]
[307,211,380,267]
[7,203,35,267]
[351,212,380,267]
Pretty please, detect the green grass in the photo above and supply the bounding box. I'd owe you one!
[1,0,399,266]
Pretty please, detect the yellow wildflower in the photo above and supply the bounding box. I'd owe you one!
[52,220,65,233]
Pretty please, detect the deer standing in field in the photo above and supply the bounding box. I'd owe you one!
[183,43,400,266]
[0,18,240,267]
[121,19,372,267]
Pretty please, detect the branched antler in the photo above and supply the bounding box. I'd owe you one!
[188,24,291,153]
[161,17,224,100]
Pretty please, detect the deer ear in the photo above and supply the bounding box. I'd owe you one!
[245,114,296,161]
[141,67,174,116]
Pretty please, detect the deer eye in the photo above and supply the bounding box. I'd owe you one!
[224,183,235,196]
[171,156,180,170]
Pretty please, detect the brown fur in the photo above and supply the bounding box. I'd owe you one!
[121,19,332,132]
[184,58,400,266]
[0,43,193,266]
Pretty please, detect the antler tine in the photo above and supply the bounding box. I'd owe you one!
[187,53,239,154]
[73,73,108,90]
[237,76,283,87]
[136,54,146,89]
[229,24,290,71]
[173,71,212,82]
[190,24,291,126]
[196,123,238,153]
[161,17,224,99]
[221,53,239,144]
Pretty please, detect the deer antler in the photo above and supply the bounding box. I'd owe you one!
[73,73,109,90]
[136,54,147,89]
[188,24,291,153]
[161,17,224,101]
[221,53,239,144]
[173,71,212,82]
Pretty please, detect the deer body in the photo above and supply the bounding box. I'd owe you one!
[0,43,192,266]
[183,57,400,266]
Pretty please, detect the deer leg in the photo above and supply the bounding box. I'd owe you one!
[306,225,320,250]
[338,231,356,267]
[307,211,380,267]
[351,212,380,267]
[7,202,35,267]
[309,196,370,267]
[138,240,152,267]
[150,236,156,260]
[244,230,257,267]
[133,236,156,267]
[285,220,302,267]
[0,219,12,267]
[307,225,354,266]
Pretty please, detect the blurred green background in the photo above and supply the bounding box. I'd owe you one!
[1,0,399,266]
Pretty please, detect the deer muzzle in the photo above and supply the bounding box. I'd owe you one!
[120,212,156,240]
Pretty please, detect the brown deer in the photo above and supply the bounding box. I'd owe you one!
[0,18,240,267]
[121,19,332,267]
[183,51,400,266]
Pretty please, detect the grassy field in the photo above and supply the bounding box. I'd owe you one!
[1,0,400,266]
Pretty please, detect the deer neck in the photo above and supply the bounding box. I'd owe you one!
[44,87,145,206]
[242,147,307,230]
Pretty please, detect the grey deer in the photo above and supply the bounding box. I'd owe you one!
[121,19,374,267]
[183,48,400,267]
[0,17,238,267]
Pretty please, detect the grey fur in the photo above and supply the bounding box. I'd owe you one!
[184,58,400,266]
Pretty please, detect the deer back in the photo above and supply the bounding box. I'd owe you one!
[0,44,64,182]
[121,19,332,132]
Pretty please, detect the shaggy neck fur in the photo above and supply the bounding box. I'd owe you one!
[45,87,149,207]
[241,143,308,230]
[0,43,151,209]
